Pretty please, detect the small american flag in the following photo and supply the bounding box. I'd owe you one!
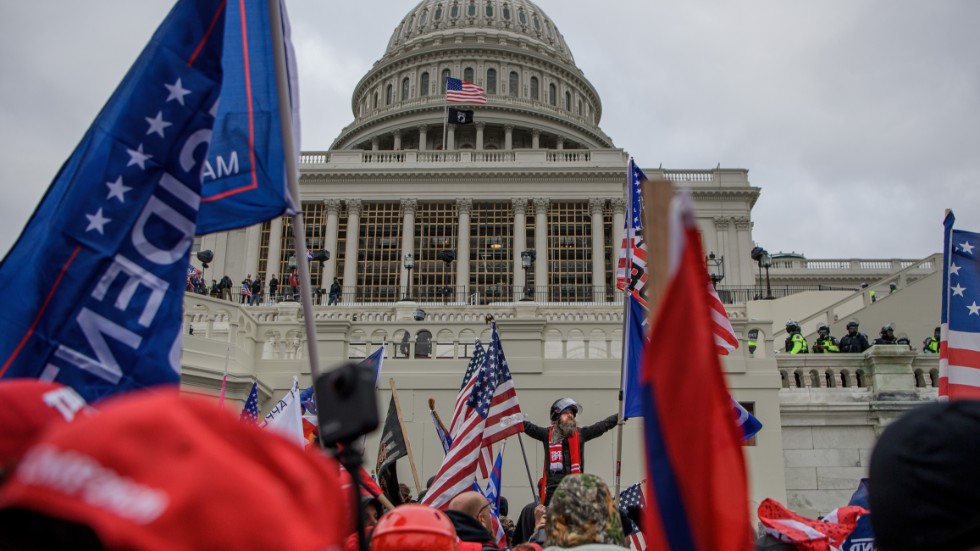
[446,77,487,104]
[620,482,647,550]
[941,211,980,398]
[240,381,259,423]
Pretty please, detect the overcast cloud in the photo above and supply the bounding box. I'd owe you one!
[1,1,977,260]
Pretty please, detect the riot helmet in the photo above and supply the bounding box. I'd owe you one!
[550,398,582,422]
[817,323,830,336]
[785,320,801,334]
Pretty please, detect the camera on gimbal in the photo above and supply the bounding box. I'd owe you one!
[314,361,379,447]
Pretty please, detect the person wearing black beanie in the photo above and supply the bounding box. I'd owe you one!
[869,400,980,551]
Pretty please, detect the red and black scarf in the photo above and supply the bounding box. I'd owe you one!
[541,426,581,503]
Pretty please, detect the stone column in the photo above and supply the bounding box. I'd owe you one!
[504,125,514,150]
[533,198,549,299]
[418,125,428,151]
[371,137,379,151]
[476,122,485,150]
[512,198,528,300]
[393,130,402,151]
[733,217,753,287]
[323,199,341,286]
[556,137,564,150]
[456,198,472,303]
[447,125,456,150]
[264,217,283,290]
[342,199,362,300]
[589,198,606,302]
[531,128,540,149]
[400,198,417,300]
[244,224,261,281]
[611,197,626,256]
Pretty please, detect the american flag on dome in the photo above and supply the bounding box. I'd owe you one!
[240,381,259,424]
[940,211,980,399]
[446,77,487,104]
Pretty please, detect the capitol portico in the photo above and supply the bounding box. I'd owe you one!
[185,0,941,518]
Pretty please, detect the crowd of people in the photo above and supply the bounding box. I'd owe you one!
[1,378,978,550]
[184,269,342,306]
[783,319,940,355]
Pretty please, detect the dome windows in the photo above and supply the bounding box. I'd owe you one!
[419,9,428,27]
[434,4,443,20]
[464,67,474,83]
[385,84,393,105]
[518,8,527,26]
[450,1,460,19]
[532,14,541,32]
[441,69,451,93]
[485,1,493,17]
[508,71,519,97]
[565,91,571,111]
[401,78,410,101]
[486,68,497,95]
[467,1,477,17]
[502,3,511,21]
[420,72,430,97]
[530,76,539,100]
[548,83,556,106]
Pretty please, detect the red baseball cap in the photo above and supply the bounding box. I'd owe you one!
[0,392,348,551]
[0,379,90,470]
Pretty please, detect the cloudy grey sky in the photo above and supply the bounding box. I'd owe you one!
[1,1,977,260]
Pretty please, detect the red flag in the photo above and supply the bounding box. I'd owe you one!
[757,498,867,551]
[640,193,752,551]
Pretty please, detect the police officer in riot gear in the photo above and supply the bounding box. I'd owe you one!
[812,323,840,353]
[839,320,871,353]
[784,320,808,354]
[923,327,940,353]
[874,324,898,345]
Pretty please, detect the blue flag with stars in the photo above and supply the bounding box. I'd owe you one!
[0,0,293,403]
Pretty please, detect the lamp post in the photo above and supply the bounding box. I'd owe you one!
[750,246,774,300]
[521,249,536,301]
[705,251,724,289]
[403,253,415,300]
[437,250,456,304]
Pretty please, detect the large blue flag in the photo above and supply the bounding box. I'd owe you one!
[197,0,298,234]
[0,0,293,403]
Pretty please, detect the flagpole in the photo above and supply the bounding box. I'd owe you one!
[613,161,634,505]
[267,0,323,390]
[516,433,540,505]
[442,104,449,152]
[390,378,423,494]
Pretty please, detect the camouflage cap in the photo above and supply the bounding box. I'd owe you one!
[544,473,625,547]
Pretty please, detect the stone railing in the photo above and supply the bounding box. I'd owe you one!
[298,148,627,169]
[777,346,939,402]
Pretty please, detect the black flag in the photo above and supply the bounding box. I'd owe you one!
[376,395,409,505]
[448,107,474,125]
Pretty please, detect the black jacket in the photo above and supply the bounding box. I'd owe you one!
[446,509,496,547]
[523,413,618,504]
[839,332,871,353]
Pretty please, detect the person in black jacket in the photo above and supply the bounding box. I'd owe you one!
[839,319,871,353]
[523,398,618,505]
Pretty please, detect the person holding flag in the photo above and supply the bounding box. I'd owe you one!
[523,398,617,506]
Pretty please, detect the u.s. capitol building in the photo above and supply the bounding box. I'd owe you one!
[184,0,941,517]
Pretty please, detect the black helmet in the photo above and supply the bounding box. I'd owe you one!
[550,398,582,422]
[882,323,895,334]
[785,320,801,333]
[846,319,859,329]
[817,323,830,334]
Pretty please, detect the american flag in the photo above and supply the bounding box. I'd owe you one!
[421,344,499,510]
[446,77,487,104]
[478,324,523,477]
[620,482,647,550]
[940,211,980,398]
[450,341,486,434]
[240,381,259,423]
[616,159,649,309]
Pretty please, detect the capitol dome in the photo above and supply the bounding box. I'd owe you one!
[331,0,614,151]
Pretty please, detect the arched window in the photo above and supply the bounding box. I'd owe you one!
[419,9,428,27]
[442,69,451,93]
[385,84,393,105]
[564,91,571,111]
[372,92,378,109]
[485,2,493,17]
[420,72,430,96]
[434,4,443,20]
[532,14,541,31]
[530,77,539,100]
[509,71,519,97]
[401,77,410,101]
[518,8,527,26]
[577,100,583,116]
[502,3,511,21]
[415,330,432,358]
[464,67,474,83]
[548,83,556,106]
[486,68,497,94]
[450,1,460,18]
[467,0,476,17]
